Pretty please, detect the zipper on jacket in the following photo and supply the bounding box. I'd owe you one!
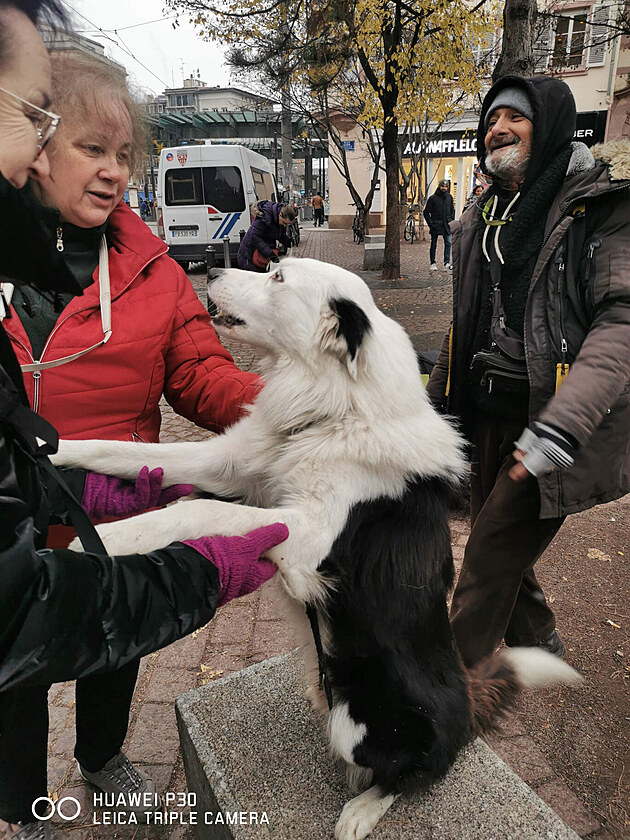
[32,369,41,412]
[555,252,568,367]
[584,237,602,312]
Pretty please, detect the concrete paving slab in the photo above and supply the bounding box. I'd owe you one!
[176,652,580,840]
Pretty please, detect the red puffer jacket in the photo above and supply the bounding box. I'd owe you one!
[4,203,260,441]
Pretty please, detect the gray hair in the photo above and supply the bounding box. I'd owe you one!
[48,52,147,175]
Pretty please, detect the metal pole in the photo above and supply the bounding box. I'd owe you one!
[149,151,157,219]
[274,132,279,184]
[222,236,231,268]
[205,245,217,315]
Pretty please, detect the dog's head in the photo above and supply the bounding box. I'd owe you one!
[209,258,374,380]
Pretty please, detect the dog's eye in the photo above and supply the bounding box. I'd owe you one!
[270,270,284,283]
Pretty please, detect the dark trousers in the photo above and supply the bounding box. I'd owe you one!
[429,230,452,265]
[450,413,564,668]
[314,208,324,226]
[0,661,139,824]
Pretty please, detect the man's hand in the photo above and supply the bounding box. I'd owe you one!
[509,449,530,482]
[509,423,576,482]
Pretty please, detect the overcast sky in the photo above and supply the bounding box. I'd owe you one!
[67,0,232,95]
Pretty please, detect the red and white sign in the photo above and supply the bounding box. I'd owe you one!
[177,151,188,166]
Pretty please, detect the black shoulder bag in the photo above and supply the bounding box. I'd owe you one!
[468,262,530,418]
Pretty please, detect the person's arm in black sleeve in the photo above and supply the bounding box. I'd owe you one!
[0,517,287,691]
[0,521,219,691]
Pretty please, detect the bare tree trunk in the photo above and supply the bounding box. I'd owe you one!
[383,117,401,280]
[493,0,537,81]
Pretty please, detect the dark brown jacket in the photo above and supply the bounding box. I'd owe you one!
[427,140,630,519]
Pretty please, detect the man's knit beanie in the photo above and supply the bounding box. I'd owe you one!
[484,86,534,128]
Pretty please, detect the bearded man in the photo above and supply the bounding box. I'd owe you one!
[427,75,630,668]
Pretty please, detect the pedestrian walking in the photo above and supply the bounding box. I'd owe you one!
[312,190,324,227]
[0,26,287,839]
[427,75,630,670]
[423,179,455,271]
[237,200,294,271]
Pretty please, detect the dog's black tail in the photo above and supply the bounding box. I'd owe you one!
[466,648,581,735]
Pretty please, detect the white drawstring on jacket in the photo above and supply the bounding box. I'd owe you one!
[481,192,521,265]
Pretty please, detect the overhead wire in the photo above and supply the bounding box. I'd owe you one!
[59,1,172,89]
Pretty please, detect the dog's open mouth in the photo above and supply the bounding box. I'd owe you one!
[212,309,246,329]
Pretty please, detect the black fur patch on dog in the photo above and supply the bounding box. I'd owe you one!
[330,298,372,360]
[319,475,472,795]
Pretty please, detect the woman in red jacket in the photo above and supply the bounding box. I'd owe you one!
[1,50,264,835]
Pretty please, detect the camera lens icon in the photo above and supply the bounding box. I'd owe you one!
[32,796,81,821]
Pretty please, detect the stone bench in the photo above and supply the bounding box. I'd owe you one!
[363,234,385,271]
[176,651,579,840]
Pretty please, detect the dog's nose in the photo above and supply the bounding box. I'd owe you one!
[208,268,224,283]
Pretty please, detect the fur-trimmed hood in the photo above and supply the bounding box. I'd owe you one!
[590,138,630,181]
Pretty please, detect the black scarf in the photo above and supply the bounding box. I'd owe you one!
[472,146,573,351]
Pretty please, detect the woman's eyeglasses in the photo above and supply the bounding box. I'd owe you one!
[0,85,60,156]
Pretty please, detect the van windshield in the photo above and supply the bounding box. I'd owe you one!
[165,166,245,212]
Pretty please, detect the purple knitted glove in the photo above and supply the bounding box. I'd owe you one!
[82,466,194,521]
[183,523,289,606]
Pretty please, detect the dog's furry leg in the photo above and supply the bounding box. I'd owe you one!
[334,786,399,840]
[68,499,332,604]
[52,436,248,496]
[346,765,374,795]
[68,498,295,555]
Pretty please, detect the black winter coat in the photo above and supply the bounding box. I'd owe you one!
[0,176,221,692]
[423,190,455,235]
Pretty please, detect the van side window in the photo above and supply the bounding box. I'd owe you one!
[202,166,245,212]
[165,168,203,206]
[251,168,277,202]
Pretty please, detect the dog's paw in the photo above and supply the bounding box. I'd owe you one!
[273,558,329,604]
[334,787,397,840]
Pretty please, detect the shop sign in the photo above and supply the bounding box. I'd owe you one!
[402,130,477,158]
[402,110,607,157]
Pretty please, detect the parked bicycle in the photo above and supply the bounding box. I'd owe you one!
[351,205,365,244]
[287,218,301,248]
[404,205,418,244]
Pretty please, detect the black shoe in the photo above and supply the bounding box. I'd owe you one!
[535,630,566,659]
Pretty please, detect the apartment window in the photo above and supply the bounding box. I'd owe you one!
[552,10,588,67]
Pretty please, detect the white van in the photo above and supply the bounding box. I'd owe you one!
[157,143,277,268]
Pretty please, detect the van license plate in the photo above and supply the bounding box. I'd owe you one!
[172,229,198,237]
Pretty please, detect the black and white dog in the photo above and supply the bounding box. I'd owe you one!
[53,258,579,839]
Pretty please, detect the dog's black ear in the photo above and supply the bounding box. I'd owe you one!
[319,297,371,378]
[330,298,371,360]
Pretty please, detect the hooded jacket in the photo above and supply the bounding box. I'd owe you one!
[3,202,260,440]
[423,188,455,235]
[237,201,290,270]
[427,75,630,519]
[0,179,223,691]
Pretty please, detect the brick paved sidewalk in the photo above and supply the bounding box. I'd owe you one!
[1,237,618,840]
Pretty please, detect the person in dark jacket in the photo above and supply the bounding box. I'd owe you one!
[237,200,295,271]
[0,5,288,838]
[426,75,630,671]
[423,179,455,271]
